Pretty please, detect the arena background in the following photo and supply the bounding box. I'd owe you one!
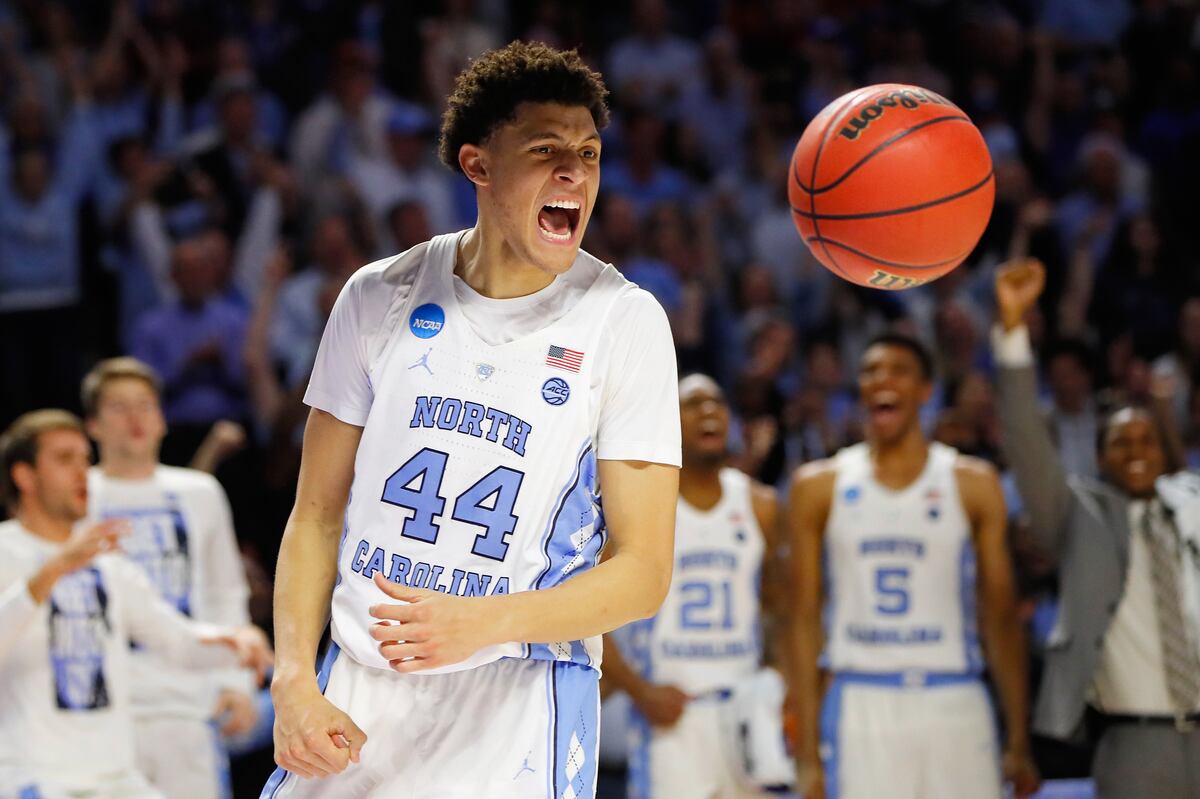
[2,0,1198,796]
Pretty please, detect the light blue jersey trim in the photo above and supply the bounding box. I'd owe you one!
[528,442,605,667]
[260,642,341,799]
[959,538,983,674]
[550,662,599,798]
[832,670,980,688]
[626,707,652,799]
[819,677,845,799]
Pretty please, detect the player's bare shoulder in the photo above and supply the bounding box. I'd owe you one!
[787,457,839,532]
[951,453,1004,517]
[748,476,779,540]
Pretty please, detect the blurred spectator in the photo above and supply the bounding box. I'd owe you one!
[344,105,459,250]
[678,28,753,174]
[190,37,289,152]
[269,214,364,387]
[130,235,249,452]
[606,0,699,114]
[1044,339,1100,479]
[1152,297,1200,429]
[0,66,99,425]
[420,0,501,109]
[601,109,690,218]
[289,41,397,194]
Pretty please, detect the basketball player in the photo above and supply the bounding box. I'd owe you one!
[0,410,272,799]
[82,357,256,799]
[602,374,779,798]
[264,42,680,799]
[788,333,1040,799]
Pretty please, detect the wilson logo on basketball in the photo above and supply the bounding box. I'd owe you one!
[838,88,954,141]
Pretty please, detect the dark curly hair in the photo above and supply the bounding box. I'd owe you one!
[438,41,610,174]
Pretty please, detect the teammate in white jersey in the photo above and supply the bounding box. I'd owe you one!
[0,410,272,799]
[265,42,680,799]
[787,333,1040,799]
[603,374,780,798]
[81,357,256,799]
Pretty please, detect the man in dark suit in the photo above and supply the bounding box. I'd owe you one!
[994,259,1200,798]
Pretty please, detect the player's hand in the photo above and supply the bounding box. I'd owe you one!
[368,572,496,671]
[1003,748,1041,799]
[204,625,274,685]
[272,678,367,779]
[631,683,690,728]
[994,259,1045,332]
[52,519,130,574]
[214,688,259,737]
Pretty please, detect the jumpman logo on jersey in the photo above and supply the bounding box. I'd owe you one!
[513,751,536,780]
[408,348,433,375]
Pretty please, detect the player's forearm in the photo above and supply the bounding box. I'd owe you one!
[271,514,342,692]
[487,549,670,646]
[982,605,1031,753]
[790,614,824,766]
[599,633,651,700]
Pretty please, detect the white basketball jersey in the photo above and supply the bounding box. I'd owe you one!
[634,468,764,695]
[327,233,660,674]
[823,442,982,674]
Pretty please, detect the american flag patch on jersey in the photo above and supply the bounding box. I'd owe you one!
[546,344,584,372]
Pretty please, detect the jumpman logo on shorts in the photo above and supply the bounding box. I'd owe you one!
[513,751,536,780]
[408,348,433,375]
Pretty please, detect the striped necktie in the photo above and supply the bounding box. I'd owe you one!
[1142,500,1200,714]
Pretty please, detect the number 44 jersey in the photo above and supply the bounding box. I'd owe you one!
[306,233,681,676]
[822,442,983,675]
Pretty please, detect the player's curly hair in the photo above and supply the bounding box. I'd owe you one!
[438,41,610,174]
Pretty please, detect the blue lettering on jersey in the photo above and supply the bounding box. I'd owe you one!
[409,303,445,338]
[845,624,943,644]
[409,396,531,456]
[350,539,511,596]
[677,551,738,571]
[660,640,756,659]
[859,538,926,558]
[48,568,111,711]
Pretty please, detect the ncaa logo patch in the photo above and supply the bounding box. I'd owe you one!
[541,377,570,406]
[409,303,445,339]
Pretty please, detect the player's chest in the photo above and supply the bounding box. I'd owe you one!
[370,310,597,455]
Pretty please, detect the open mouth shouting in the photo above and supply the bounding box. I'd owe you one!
[867,391,903,427]
[537,197,582,245]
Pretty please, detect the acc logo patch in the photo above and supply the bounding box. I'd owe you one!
[541,377,570,406]
[409,303,445,339]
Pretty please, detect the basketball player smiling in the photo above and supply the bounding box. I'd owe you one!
[264,42,681,799]
[787,333,1040,799]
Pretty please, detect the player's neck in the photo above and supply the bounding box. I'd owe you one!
[16,504,73,542]
[679,465,723,511]
[455,226,557,299]
[867,428,930,489]
[100,453,157,481]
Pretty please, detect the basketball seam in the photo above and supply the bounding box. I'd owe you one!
[805,89,876,281]
[790,170,994,221]
[804,236,971,270]
[791,115,974,195]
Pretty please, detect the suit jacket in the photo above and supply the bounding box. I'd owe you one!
[998,363,1133,742]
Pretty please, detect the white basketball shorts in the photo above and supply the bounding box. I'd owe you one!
[819,672,1002,799]
[261,645,600,799]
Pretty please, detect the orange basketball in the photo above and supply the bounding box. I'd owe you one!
[789,84,994,290]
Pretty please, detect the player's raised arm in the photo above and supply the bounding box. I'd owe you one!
[785,460,835,799]
[270,408,368,778]
[958,457,1040,799]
